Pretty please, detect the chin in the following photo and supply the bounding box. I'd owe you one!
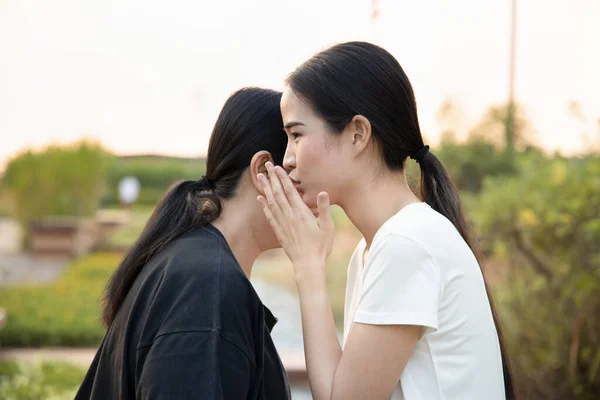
[300,192,318,209]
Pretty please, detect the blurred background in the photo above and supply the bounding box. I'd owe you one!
[0,0,598,398]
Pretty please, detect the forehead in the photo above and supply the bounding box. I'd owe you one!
[281,87,314,123]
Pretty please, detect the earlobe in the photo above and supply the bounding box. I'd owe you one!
[250,150,274,193]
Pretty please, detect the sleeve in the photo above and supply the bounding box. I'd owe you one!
[353,234,442,331]
[137,330,253,399]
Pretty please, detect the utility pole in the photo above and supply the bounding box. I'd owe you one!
[506,0,517,153]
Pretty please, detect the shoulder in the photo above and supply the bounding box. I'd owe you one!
[368,233,435,268]
[158,227,249,289]
[145,228,259,334]
[378,203,447,236]
[376,203,463,253]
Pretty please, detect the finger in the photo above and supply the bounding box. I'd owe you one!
[265,162,293,218]
[317,192,335,235]
[258,195,286,243]
[273,165,313,217]
[258,173,284,222]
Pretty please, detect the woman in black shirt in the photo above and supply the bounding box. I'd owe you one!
[76,87,291,399]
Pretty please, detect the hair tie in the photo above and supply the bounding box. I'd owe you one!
[410,145,430,164]
[198,176,215,190]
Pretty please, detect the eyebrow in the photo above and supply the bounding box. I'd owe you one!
[283,121,305,130]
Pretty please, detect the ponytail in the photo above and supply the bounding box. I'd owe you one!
[101,177,221,326]
[413,147,471,244]
[416,148,518,400]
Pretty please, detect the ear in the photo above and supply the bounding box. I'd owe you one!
[348,115,372,155]
[250,150,274,194]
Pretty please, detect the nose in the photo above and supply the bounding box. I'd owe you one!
[282,142,295,172]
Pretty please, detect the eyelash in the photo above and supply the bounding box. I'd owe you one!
[291,132,300,139]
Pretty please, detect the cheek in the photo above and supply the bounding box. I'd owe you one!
[296,140,325,169]
[299,142,343,189]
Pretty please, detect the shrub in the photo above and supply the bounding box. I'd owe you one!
[473,154,600,399]
[1,141,107,225]
[0,253,120,347]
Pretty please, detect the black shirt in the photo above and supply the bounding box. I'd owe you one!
[76,225,291,399]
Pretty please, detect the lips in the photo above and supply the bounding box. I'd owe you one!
[290,177,302,192]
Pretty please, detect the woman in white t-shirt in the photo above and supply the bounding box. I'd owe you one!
[256,42,516,399]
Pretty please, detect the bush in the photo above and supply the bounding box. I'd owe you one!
[0,361,85,400]
[0,145,205,220]
[1,141,107,225]
[473,153,600,399]
[0,190,14,218]
[0,253,120,347]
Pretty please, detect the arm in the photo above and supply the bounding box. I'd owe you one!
[295,270,342,399]
[137,330,252,399]
[296,263,421,400]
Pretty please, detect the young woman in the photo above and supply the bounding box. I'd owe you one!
[76,87,291,399]
[257,42,515,399]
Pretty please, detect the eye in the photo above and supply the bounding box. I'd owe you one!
[291,132,301,139]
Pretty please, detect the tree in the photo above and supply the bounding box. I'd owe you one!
[469,102,533,151]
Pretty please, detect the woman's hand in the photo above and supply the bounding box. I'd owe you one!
[257,162,335,280]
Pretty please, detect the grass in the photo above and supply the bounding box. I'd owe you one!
[107,206,153,247]
[0,361,85,400]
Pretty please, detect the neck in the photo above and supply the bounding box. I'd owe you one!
[212,198,262,279]
[339,170,420,247]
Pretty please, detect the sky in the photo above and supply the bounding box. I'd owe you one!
[0,0,599,169]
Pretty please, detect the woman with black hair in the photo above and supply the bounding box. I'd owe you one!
[258,42,515,400]
[77,87,291,399]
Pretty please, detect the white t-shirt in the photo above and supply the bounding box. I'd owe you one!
[343,203,505,399]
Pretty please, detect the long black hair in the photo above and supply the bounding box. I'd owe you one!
[287,41,516,399]
[102,87,287,326]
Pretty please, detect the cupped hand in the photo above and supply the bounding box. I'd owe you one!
[257,162,335,275]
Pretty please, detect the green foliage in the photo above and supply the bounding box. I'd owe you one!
[473,154,600,399]
[0,361,85,400]
[435,134,520,193]
[1,141,107,224]
[0,144,205,221]
[433,101,539,193]
[102,155,205,207]
[107,207,153,247]
[0,253,120,346]
[0,190,14,217]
